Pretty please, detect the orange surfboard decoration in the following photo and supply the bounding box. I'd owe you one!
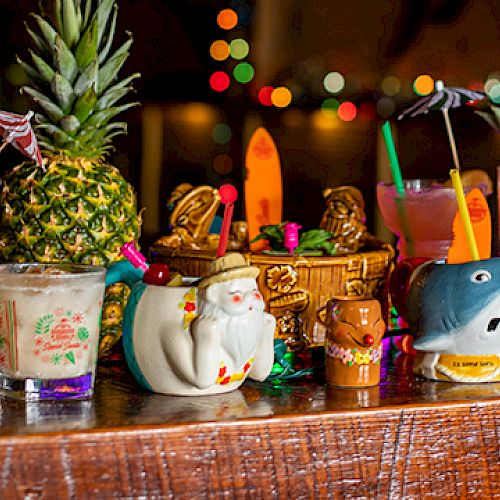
[447,187,491,264]
[244,127,283,251]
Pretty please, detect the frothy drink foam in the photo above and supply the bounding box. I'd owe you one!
[0,269,105,380]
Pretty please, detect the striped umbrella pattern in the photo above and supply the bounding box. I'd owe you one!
[398,81,486,170]
[0,110,42,166]
[398,84,485,119]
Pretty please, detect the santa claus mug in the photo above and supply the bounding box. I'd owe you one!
[106,253,276,396]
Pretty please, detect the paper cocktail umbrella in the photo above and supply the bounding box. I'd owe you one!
[398,81,485,170]
[0,110,42,166]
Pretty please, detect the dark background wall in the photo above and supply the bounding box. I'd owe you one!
[0,0,498,244]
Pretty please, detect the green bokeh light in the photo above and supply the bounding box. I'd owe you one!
[229,39,249,60]
[233,62,254,84]
[211,123,232,145]
[321,98,339,116]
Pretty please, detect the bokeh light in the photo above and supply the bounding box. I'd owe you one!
[233,62,254,83]
[487,83,500,104]
[413,74,435,96]
[485,75,500,103]
[381,76,401,96]
[320,98,339,117]
[337,101,357,121]
[376,97,396,118]
[323,72,345,94]
[229,39,249,60]
[210,40,230,61]
[311,109,338,130]
[271,87,292,107]
[217,9,238,30]
[212,123,232,144]
[258,86,274,106]
[209,71,230,92]
[213,154,233,175]
[183,103,217,125]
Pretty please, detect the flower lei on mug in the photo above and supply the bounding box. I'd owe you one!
[327,341,382,366]
[178,288,197,329]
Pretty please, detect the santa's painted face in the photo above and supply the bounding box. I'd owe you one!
[209,278,265,317]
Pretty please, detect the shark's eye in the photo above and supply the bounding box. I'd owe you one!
[470,269,492,283]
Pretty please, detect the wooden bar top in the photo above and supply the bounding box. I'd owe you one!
[1,348,500,498]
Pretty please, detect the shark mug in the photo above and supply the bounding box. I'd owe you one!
[405,257,500,383]
[106,253,276,395]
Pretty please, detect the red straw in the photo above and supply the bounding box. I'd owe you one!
[216,184,238,257]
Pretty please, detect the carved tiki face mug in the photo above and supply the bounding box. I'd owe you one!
[325,297,385,387]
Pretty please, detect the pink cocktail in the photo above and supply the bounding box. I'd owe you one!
[377,179,462,260]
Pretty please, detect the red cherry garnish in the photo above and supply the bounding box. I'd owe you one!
[142,263,170,286]
[363,334,374,347]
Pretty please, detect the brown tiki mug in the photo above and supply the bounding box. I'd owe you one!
[325,297,385,387]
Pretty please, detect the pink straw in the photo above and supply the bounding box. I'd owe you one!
[120,241,149,272]
[216,184,238,257]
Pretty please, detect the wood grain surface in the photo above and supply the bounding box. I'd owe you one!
[1,353,500,498]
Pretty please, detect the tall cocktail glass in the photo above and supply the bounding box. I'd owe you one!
[0,263,106,400]
[376,179,462,261]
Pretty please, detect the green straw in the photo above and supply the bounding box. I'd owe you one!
[380,120,415,257]
[381,121,405,196]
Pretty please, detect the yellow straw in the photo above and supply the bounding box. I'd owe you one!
[449,168,479,261]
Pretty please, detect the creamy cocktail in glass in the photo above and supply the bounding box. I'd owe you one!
[0,263,105,400]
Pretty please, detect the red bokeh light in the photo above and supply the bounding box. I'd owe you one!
[258,86,274,106]
[209,71,230,92]
[337,101,357,121]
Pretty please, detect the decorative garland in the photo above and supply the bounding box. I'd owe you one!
[326,341,382,366]
[216,358,254,385]
[178,288,197,330]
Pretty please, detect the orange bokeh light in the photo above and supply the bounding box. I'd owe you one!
[413,74,435,96]
[271,87,292,108]
[210,40,230,61]
[217,9,238,30]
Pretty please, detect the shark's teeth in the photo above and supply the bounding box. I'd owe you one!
[487,318,500,332]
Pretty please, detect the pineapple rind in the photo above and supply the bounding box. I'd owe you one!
[0,157,141,267]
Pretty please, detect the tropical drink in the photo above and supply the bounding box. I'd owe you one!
[0,263,105,400]
[377,179,462,260]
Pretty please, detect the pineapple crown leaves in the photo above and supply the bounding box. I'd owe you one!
[17,0,141,159]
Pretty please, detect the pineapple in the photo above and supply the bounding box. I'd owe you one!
[0,0,142,356]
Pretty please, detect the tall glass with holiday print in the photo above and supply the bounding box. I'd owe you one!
[0,263,106,400]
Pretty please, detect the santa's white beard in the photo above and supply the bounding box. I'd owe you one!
[221,310,265,367]
[199,298,266,368]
